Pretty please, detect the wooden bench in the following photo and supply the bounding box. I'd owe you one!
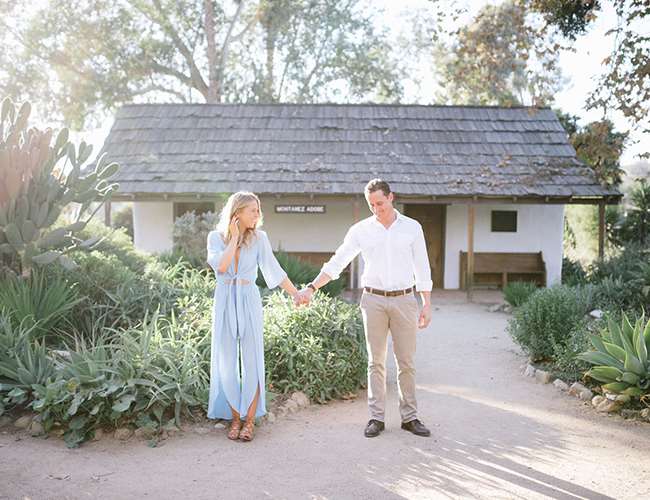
[459,251,546,289]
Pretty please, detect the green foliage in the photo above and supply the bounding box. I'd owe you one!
[579,312,650,399]
[0,272,81,339]
[112,204,133,240]
[263,292,366,403]
[2,0,409,126]
[434,0,563,106]
[587,244,650,313]
[508,285,593,361]
[75,219,151,274]
[172,210,218,269]
[531,1,649,142]
[503,281,538,308]
[611,178,650,246]
[561,257,587,286]
[0,218,364,446]
[0,96,119,275]
[528,0,600,40]
[571,119,627,188]
[0,314,57,405]
[550,321,592,382]
[556,111,627,188]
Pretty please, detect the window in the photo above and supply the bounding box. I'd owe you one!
[491,210,517,232]
[173,202,216,219]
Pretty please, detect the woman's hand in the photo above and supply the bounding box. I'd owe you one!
[229,217,240,242]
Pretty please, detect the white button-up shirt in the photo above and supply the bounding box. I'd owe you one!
[322,210,433,292]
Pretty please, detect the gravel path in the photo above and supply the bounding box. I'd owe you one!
[2,291,649,499]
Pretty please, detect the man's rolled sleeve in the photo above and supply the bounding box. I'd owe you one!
[412,223,433,291]
[321,226,361,280]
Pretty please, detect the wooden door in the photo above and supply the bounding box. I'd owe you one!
[404,204,446,288]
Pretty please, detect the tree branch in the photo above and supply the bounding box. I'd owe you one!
[142,0,209,98]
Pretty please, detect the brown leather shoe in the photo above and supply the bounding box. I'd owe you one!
[227,419,242,440]
[401,419,431,437]
[240,419,255,441]
[364,419,385,438]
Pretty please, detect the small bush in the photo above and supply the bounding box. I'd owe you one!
[549,321,593,382]
[0,272,81,340]
[172,211,219,268]
[112,205,133,240]
[562,257,587,286]
[76,219,153,274]
[508,285,592,361]
[503,281,538,308]
[263,292,366,403]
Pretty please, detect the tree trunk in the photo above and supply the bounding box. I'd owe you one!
[204,0,220,103]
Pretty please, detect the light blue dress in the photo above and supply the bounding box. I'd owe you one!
[206,229,287,420]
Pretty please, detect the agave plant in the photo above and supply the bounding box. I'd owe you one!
[578,313,650,397]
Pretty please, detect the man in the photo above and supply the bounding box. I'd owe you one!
[299,179,432,438]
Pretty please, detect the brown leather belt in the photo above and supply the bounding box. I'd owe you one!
[364,286,414,297]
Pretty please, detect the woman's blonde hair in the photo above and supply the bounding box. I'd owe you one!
[216,191,263,247]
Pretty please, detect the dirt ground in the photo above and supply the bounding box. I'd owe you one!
[2,290,649,500]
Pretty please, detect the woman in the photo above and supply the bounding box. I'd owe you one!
[206,191,300,441]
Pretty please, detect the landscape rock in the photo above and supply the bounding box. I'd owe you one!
[290,391,310,408]
[553,379,569,391]
[14,415,33,429]
[114,427,133,440]
[568,382,588,397]
[535,369,552,384]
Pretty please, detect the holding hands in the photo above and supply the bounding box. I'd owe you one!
[292,285,315,307]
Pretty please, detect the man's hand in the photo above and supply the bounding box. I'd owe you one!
[299,287,314,306]
[418,306,431,329]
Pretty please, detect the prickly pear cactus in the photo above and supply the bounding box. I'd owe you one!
[0,97,119,275]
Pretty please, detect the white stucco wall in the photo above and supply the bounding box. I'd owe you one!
[131,197,565,290]
[133,201,174,253]
[443,204,565,289]
[259,196,365,252]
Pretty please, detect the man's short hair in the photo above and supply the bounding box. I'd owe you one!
[364,179,391,197]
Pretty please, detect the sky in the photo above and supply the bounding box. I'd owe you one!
[72,0,647,168]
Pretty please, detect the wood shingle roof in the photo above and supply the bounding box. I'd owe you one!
[101,103,621,202]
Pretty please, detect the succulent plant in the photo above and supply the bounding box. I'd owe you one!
[0,97,119,274]
[579,313,650,398]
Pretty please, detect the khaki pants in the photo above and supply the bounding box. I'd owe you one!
[360,291,419,423]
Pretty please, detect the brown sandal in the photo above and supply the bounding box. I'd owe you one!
[227,419,242,440]
[239,420,255,442]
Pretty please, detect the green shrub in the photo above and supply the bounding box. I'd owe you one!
[562,257,587,286]
[503,281,538,307]
[75,219,153,274]
[112,204,133,240]
[508,285,592,361]
[586,244,650,313]
[549,321,593,382]
[0,272,81,339]
[263,292,366,402]
[578,312,650,399]
[172,211,219,269]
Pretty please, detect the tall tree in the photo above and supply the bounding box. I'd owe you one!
[433,1,564,106]
[557,110,627,187]
[0,0,406,128]
[528,0,649,138]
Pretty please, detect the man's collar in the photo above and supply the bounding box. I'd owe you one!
[372,208,401,228]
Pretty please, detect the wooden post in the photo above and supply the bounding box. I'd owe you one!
[598,200,605,260]
[104,201,111,227]
[467,204,475,302]
[351,197,361,289]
